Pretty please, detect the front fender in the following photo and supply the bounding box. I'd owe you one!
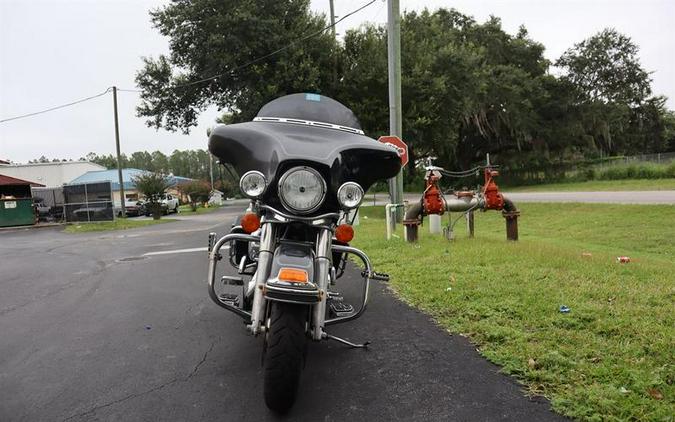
[264,243,320,304]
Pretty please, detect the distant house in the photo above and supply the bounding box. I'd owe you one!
[208,189,225,206]
[0,161,105,188]
[69,168,192,205]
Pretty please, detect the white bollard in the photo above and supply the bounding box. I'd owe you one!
[429,214,442,234]
[385,204,400,240]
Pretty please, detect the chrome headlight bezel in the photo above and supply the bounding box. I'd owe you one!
[336,182,364,210]
[277,166,327,214]
[239,170,267,199]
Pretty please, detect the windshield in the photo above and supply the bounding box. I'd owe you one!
[256,93,362,130]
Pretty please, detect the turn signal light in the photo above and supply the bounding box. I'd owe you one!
[335,224,354,243]
[240,213,261,233]
[278,268,309,283]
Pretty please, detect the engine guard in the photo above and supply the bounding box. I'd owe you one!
[207,233,378,327]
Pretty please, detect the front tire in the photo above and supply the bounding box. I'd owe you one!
[263,302,307,413]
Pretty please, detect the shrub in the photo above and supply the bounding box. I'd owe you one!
[582,167,597,181]
[667,162,675,178]
[598,162,672,181]
[215,179,237,198]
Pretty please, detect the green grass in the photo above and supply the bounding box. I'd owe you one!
[63,218,175,233]
[177,204,222,214]
[505,178,675,192]
[353,204,674,421]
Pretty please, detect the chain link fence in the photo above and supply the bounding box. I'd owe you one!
[597,152,675,167]
[31,187,65,222]
[63,181,114,222]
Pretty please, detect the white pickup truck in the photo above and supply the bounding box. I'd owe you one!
[115,194,179,217]
[131,194,180,216]
[151,194,179,215]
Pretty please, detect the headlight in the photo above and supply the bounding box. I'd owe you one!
[239,171,267,198]
[278,167,326,214]
[337,182,364,209]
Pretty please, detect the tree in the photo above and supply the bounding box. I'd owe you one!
[132,172,171,219]
[130,6,672,176]
[128,151,154,171]
[340,10,554,172]
[86,152,125,169]
[214,179,237,198]
[135,0,337,132]
[151,151,169,173]
[180,180,211,211]
[557,28,652,106]
[556,29,658,155]
[663,110,675,152]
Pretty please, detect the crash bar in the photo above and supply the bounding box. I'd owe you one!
[207,233,377,326]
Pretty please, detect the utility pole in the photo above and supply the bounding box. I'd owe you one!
[387,0,404,220]
[207,127,214,191]
[209,154,214,191]
[329,0,336,39]
[329,0,338,90]
[112,86,126,218]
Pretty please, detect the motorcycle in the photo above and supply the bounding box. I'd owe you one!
[206,93,401,412]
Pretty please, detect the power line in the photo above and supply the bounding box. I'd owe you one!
[119,0,378,93]
[0,0,379,122]
[0,88,111,124]
[175,0,378,89]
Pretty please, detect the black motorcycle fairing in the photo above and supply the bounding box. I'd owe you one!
[208,120,400,192]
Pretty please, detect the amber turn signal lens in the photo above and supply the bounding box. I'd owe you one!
[240,213,261,233]
[335,224,354,243]
[278,268,309,283]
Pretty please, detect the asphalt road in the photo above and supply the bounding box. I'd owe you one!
[363,191,675,205]
[500,190,675,204]
[0,206,565,421]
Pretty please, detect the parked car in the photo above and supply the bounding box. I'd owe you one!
[33,198,51,218]
[33,198,64,222]
[124,201,144,217]
[72,206,113,221]
[140,194,179,216]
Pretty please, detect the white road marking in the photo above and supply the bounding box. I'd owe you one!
[143,245,229,256]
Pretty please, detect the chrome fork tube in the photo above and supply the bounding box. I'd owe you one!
[248,222,276,335]
[312,228,332,340]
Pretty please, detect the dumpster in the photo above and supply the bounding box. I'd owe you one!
[0,198,35,227]
[0,173,44,227]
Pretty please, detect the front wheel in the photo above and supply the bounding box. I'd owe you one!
[263,302,307,413]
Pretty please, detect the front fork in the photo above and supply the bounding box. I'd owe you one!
[312,228,332,340]
[248,223,277,335]
[248,224,332,340]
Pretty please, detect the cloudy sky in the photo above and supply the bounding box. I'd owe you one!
[1,0,673,163]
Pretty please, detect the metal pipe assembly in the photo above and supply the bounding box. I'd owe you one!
[403,162,519,242]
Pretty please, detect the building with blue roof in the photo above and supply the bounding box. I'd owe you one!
[69,168,192,205]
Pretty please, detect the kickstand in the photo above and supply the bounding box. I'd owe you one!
[323,332,370,349]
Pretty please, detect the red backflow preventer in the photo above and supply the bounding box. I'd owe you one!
[402,156,519,243]
[423,171,446,215]
[482,168,505,210]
